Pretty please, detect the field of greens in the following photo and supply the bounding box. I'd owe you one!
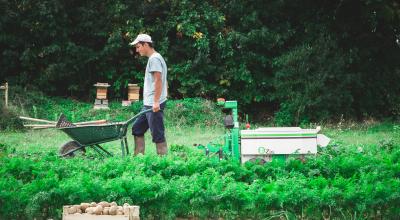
[2,0,399,218]
[1,97,400,219]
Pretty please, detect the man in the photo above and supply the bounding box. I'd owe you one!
[129,33,168,155]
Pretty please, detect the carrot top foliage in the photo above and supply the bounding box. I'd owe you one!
[1,140,400,219]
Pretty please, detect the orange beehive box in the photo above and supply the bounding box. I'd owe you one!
[128,84,140,101]
[94,83,110,100]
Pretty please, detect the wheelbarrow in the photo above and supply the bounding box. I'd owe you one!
[57,109,152,157]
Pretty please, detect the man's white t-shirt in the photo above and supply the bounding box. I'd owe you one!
[143,52,168,106]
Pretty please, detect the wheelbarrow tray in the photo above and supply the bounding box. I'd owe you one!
[59,122,126,146]
[57,109,152,157]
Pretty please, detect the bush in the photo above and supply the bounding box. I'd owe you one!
[272,34,354,125]
[0,143,15,158]
[0,101,24,131]
[165,98,222,127]
[2,0,399,122]
[5,87,223,128]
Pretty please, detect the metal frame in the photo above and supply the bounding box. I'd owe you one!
[204,100,241,161]
[60,109,152,158]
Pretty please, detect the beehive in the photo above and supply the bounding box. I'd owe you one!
[127,84,140,101]
[94,83,110,100]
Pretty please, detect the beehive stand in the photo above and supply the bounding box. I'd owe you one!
[94,83,110,109]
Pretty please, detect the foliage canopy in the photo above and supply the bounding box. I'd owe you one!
[1,0,399,124]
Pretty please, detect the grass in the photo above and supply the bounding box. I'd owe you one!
[1,94,400,219]
[245,121,399,148]
[1,120,399,157]
[0,91,227,155]
[323,122,400,147]
[2,87,398,154]
[0,125,225,156]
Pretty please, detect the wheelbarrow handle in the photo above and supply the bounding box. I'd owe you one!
[124,109,153,126]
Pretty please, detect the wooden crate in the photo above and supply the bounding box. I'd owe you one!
[62,205,139,220]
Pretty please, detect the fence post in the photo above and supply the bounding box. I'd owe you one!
[5,82,8,107]
[0,82,7,107]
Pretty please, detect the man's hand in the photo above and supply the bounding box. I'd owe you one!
[153,101,160,112]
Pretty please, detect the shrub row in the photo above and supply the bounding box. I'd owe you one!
[1,86,223,130]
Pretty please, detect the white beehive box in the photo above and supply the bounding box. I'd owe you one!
[240,127,330,163]
[62,205,139,220]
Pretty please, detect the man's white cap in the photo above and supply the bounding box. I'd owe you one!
[129,34,152,46]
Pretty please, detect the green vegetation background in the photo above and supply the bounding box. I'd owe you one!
[1,1,400,219]
[1,93,400,219]
[1,0,400,124]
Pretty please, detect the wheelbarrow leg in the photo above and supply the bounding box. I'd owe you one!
[120,139,125,157]
[124,137,129,155]
[91,145,106,158]
[95,144,113,157]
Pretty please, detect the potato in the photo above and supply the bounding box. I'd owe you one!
[86,207,95,214]
[103,207,110,215]
[109,206,118,215]
[90,202,97,207]
[94,205,103,215]
[80,203,90,212]
[99,201,110,208]
[110,201,117,207]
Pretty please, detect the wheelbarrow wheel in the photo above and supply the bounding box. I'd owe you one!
[59,141,86,157]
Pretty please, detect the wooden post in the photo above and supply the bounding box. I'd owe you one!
[0,82,7,107]
[5,82,8,107]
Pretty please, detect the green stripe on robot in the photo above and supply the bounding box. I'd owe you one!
[241,133,316,138]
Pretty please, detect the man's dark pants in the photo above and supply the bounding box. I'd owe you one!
[132,102,166,153]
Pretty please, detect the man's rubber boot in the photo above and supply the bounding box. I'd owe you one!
[156,142,168,155]
[134,136,145,155]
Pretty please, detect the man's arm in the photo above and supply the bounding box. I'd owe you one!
[153,71,162,112]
